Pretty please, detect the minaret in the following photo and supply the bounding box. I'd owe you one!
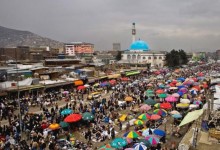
[132,22,136,43]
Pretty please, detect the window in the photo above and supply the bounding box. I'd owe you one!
[154,56,157,59]
[137,55,141,59]
[159,56,162,59]
[132,55,136,60]
[143,57,146,59]
[148,57,151,59]
[127,55,131,60]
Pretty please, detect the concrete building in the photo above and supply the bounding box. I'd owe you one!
[65,42,94,56]
[113,43,121,51]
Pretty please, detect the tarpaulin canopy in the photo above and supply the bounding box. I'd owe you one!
[179,109,204,127]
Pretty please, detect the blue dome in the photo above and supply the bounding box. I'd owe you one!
[130,40,150,51]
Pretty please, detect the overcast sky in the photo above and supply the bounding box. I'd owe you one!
[1,0,220,51]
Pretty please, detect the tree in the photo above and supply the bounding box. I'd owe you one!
[116,51,122,61]
[165,49,188,67]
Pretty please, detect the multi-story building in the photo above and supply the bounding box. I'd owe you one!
[65,42,94,56]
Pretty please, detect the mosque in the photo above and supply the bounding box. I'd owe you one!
[120,23,166,68]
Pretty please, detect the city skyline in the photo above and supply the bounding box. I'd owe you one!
[1,0,220,51]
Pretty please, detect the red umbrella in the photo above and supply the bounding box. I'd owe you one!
[77,85,86,90]
[64,114,82,123]
[150,114,161,120]
[41,122,48,129]
[160,102,172,109]
[197,72,204,77]
[202,84,208,88]
[169,83,175,87]
[109,79,116,85]
[121,77,130,81]
[156,89,164,94]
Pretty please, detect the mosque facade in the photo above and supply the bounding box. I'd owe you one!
[120,23,166,68]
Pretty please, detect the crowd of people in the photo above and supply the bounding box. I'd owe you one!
[0,62,219,149]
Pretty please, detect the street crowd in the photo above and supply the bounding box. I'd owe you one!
[0,62,219,150]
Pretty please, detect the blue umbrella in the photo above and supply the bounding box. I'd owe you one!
[177,91,184,96]
[177,77,185,82]
[61,109,73,115]
[177,85,185,89]
[100,82,110,87]
[153,129,166,137]
[172,114,182,119]
[110,138,127,149]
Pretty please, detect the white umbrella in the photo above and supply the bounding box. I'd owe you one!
[189,104,199,109]
[180,98,190,104]
[170,110,180,115]
[84,84,90,87]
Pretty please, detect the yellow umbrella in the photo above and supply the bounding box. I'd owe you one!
[125,96,133,102]
[48,123,60,130]
[176,103,189,108]
[93,83,100,87]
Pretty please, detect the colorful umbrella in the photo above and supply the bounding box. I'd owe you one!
[149,114,161,120]
[125,96,133,102]
[133,142,147,150]
[160,102,172,109]
[153,129,166,137]
[193,101,203,105]
[172,114,182,119]
[144,98,156,106]
[126,138,133,144]
[145,135,160,145]
[154,103,160,108]
[165,95,177,102]
[169,87,178,90]
[123,131,139,139]
[61,109,73,115]
[110,138,127,149]
[48,123,60,130]
[153,109,167,117]
[146,93,155,97]
[189,104,199,109]
[109,79,117,85]
[134,120,144,125]
[176,103,189,108]
[138,113,151,120]
[64,114,82,123]
[59,121,69,128]
[100,82,110,87]
[82,112,94,121]
[98,144,114,150]
[140,104,151,111]
[41,122,48,129]
[158,93,167,98]
[93,83,100,87]
[77,85,86,90]
[178,88,188,94]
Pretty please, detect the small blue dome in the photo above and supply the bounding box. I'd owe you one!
[130,40,150,51]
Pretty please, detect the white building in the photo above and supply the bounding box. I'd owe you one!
[120,40,166,68]
[65,43,75,56]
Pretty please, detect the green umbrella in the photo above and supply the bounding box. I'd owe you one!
[158,93,167,98]
[59,121,69,128]
[137,139,152,147]
[144,98,156,106]
[61,109,73,115]
[110,138,127,149]
[146,89,154,94]
[146,93,155,97]
[82,112,95,121]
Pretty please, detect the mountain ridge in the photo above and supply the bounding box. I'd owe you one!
[0,26,64,48]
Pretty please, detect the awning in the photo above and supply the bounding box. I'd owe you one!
[0,92,7,96]
[99,76,108,79]
[179,109,204,127]
[108,74,121,79]
[74,80,84,86]
[125,71,140,76]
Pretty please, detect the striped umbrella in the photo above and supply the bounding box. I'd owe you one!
[153,109,167,117]
[145,135,160,145]
[138,113,151,120]
[154,103,160,108]
[133,142,147,150]
[123,131,139,139]
[193,101,203,105]
[134,120,144,125]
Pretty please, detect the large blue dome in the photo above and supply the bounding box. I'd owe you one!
[130,40,150,51]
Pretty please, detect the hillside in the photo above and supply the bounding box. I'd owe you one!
[0,26,63,48]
